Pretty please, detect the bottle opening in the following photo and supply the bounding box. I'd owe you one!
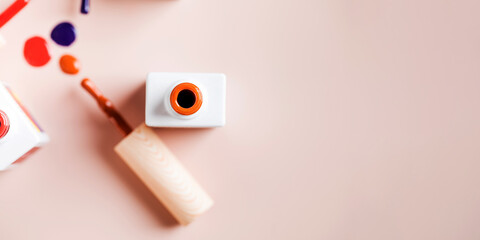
[170,83,203,116]
[0,110,10,139]
[177,89,196,109]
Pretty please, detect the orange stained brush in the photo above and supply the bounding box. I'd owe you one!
[80,78,214,225]
[81,78,132,136]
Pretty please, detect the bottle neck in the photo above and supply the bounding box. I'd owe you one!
[0,110,10,139]
[169,82,203,116]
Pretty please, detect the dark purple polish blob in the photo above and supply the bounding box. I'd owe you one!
[51,22,76,47]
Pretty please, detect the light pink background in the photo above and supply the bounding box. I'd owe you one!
[1,0,480,239]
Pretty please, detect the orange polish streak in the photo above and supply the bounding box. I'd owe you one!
[59,54,80,74]
[81,78,133,136]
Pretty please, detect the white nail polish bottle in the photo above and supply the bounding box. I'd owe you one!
[146,73,226,128]
[0,83,49,170]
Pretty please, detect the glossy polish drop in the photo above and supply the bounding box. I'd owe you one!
[24,36,51,67]
[59,54,80,74]
[51,22,76,47]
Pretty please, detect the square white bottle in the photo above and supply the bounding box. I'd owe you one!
[0,83,49,170]
[146,73,226,128]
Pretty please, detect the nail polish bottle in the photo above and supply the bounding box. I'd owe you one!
[0,83,49,170]
[146,73,226,128]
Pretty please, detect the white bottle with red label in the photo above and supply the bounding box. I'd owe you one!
[0,82,49,170]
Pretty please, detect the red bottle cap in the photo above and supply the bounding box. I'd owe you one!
[0,110,10,139]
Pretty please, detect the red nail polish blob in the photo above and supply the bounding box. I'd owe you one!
[24,36,51,67]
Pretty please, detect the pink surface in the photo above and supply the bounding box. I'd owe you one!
[1,0,480,239]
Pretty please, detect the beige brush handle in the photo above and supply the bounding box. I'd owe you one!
[114,123,214,225]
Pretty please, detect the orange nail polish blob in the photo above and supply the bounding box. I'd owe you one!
[170,82,203,116]
[59,54,80,74]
